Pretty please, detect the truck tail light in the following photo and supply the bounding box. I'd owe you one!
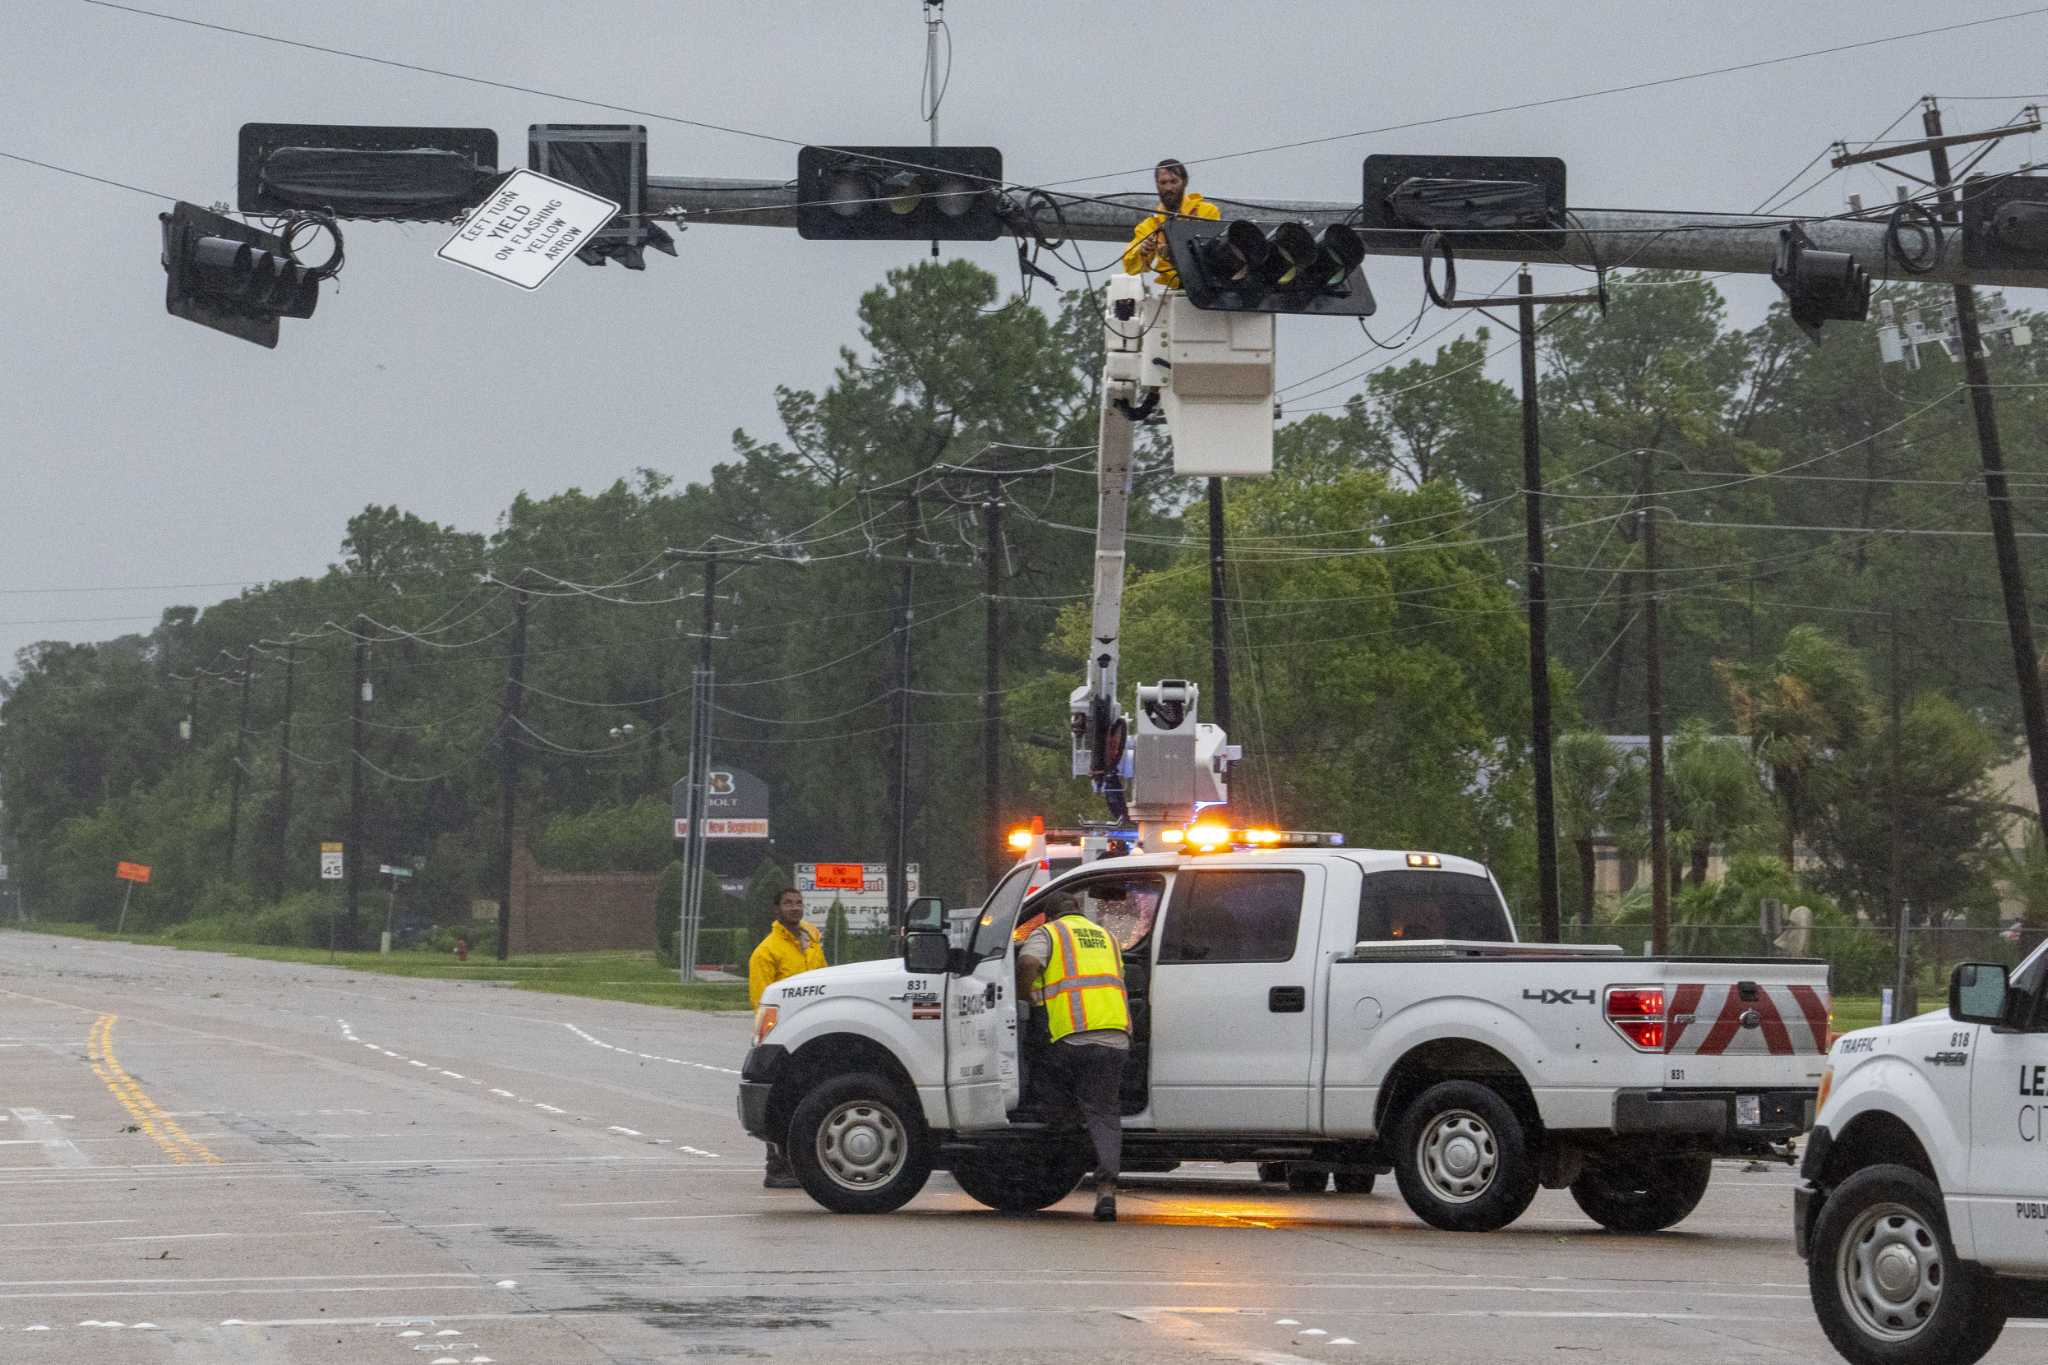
[1606,985,1667,1052]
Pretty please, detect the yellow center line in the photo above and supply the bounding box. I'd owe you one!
[87,1015,222,1165]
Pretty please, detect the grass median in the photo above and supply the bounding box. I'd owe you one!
[1,923,751,1011]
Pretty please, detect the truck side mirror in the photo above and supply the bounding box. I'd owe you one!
[1951,962,2012,1026]
[904,930,951,976]
[905,896,947,934]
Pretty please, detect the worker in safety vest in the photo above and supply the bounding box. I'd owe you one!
[1122,157,1222,290]
[749,887,828,1188]
[1016,892,1132,1222]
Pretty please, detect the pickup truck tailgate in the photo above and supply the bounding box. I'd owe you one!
[1661,975,1831,1058]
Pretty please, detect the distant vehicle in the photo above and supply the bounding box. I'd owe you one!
[1796,949,2048,1365]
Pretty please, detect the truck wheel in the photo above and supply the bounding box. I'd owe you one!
[787,1072,932,1214]
[1809,1164,2006,1365]
[1393,1079,1540,1232]
[1569,1155,1711,1233]
[1333,1170,1377,1195]
[1285,1166,1332,1194]
[951,1152,1088,1213]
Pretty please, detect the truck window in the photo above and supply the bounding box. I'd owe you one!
[1020,873,1168,954]
[969,863,1039,959]
[1357,870,1513,944]
[1157,870,1305,964]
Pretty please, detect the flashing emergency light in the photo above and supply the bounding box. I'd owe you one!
[1006,828,1035,852]
[1406,853,1443,868]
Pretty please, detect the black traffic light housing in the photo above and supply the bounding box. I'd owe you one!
[239,123,499,220]
[1772,221,1871,343]
[795,146,1003,240]
[529,124,677,269]
[1361,154,1567,254]
[1963,172,2048,271]
[160,201,320,348]
[1164,218,1377,315]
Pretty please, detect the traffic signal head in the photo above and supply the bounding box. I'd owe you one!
[1167,218,1376,315]
[795,146,1003,240]
[1771,221,1870,343]
[1964,173,2048,271]
[239,123,499,220]
[1361,154,1567,254]
[160,201,320,348]
[529,124,677,269]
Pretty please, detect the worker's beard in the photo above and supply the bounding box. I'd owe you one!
[1161,190,1183,214]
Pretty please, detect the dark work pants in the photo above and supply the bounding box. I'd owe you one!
[1051,1042,1125,1187]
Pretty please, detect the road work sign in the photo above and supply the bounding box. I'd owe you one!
[320,842,344,881]
[437,169,619,290]
[115,861,151,884]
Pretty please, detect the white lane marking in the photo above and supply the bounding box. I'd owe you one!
[628,1213,763,1222]
[560,1022,741,1075]
[558,1200,676,1208]
[441,1072,466,1080]
[1298,1328,1327,1337]
[0,1219,136,1229]
[606,1126,643,1137]
[488,1089,516,1098]
[0,1272,481,1287]
[0,1285,484,1302]
[676,1146,720,1158]
[7,1109,90,1168]
[532,1104,565,1115]
[1329,1339,1356,1346]
[494,1281,517,1290]
[400,1330,423,1337]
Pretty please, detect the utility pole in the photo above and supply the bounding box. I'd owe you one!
[982,480,1006,886]
[1832,100,2048,844]
[1206,478,1234,739]
[225,655,253,875]
[1518,272,1560,942]
[272,639,296,897]
[682,553,718,983]
[495,585,530,962]
[347,619,367,950]
[1640,458,1671,957]
[1889,607,1911,1016]
[889,492,923,933]
[1427,268,1598,940]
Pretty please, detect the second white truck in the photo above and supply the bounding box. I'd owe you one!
[740,836,1829,1232]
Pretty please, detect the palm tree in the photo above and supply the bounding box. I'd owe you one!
[1554,731,1646,930]
[1715,626,1873,874]
[1666,718,1773,889]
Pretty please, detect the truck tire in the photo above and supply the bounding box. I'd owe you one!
[1392,1079,1540,1232]
[1569,1155,1711,1233]
[1808,1164,2006,1365]
[951,1152,1087,1213]
[1285,1166,1332,1194]
[787,1072,932,1214]
[1333,1169,1377,1195]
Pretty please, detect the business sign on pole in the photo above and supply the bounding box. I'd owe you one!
[114,861,152,884]
[436,169,619,290]
[671,767,771,840]
[794,862,921,930]
[319,842,345,881]
[378,864,413,879]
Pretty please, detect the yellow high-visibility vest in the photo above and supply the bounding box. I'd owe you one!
[1035,914,1130,1042]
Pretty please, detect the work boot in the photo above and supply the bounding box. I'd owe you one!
[763,1148,800,1190]
[1093,1183,1118,1223]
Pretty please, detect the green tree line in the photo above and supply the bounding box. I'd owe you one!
[4,260,2046,968]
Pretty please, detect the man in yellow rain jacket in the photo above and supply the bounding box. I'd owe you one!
[749,887,827,1187]
[1017,892,1132,1222]
[1123,158,1222,290]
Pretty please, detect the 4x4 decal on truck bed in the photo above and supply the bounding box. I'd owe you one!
[1522,988,1595,1005]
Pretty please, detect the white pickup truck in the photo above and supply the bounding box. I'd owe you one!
[739,843,1830,1232]
[1796,948,2048,1365]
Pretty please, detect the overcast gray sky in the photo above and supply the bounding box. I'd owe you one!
[5,0,2045,677]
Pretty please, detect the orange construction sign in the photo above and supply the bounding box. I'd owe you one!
[115,861,152,884]
[813,863,866,891]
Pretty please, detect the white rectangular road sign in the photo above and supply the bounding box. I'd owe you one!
[437,170,620,290]
[320,843,344,881]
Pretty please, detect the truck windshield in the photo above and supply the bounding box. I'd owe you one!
[1357,870,1514,944]
[969,862,1038,960]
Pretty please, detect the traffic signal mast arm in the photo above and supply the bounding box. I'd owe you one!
[644,179,2048,290]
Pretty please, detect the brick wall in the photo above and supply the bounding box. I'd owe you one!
[506,843,660,955]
